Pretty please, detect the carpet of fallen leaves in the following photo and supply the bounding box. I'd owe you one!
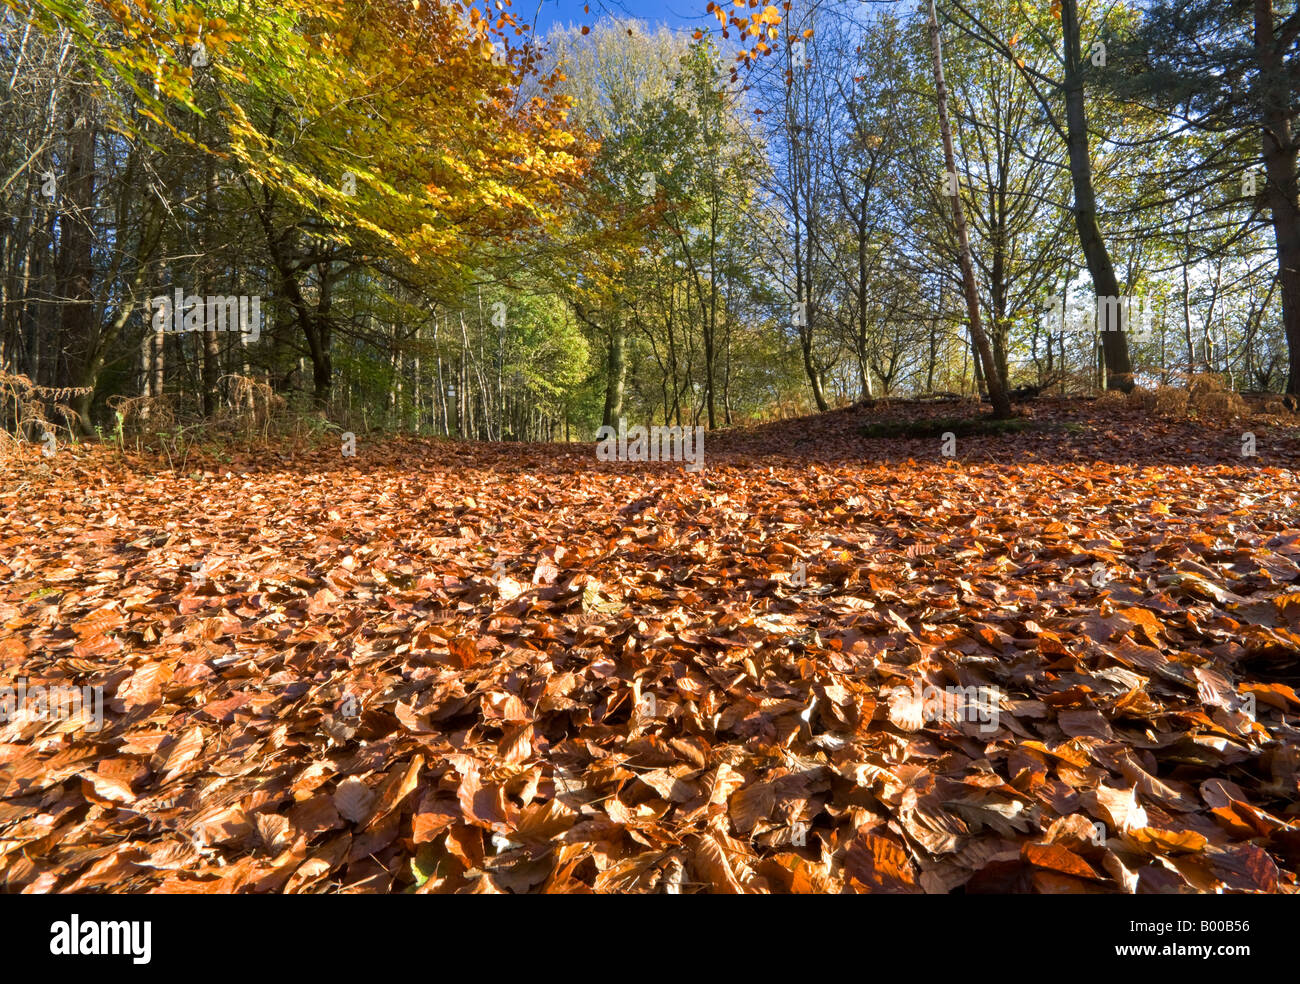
[3,398,1300,893]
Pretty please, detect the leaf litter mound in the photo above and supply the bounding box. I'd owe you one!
[2,400,1300,893]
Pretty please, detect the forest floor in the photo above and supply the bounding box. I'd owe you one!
[3,397,1300,893]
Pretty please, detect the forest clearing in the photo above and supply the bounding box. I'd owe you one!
[0,0,1298,940]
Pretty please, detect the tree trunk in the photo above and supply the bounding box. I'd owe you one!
[602,317,626,428]
[1062,0,1133,391]
[1254,0,1300,395]
[927,0,1011,418]
[857,206,875,400]
[57,78,98,433]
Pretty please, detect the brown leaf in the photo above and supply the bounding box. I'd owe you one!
[844,831,920,893]
[333,778,376,825]
[448,635,485,669]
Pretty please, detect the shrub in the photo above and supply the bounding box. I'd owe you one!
[1095,389,1129,412]
[0,371,90,460]
[1126,386,1154,410]
[1187,373,1225,400]
[1153,386,1190,418]
[111,374,288,446]
[1192,388,1248,420]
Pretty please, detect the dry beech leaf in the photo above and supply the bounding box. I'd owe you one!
[333,779,376,825]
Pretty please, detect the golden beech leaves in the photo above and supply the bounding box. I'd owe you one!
[15,0,590,275]
[706,0,796,76]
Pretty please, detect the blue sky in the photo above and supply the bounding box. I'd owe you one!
[528,0,709,33]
